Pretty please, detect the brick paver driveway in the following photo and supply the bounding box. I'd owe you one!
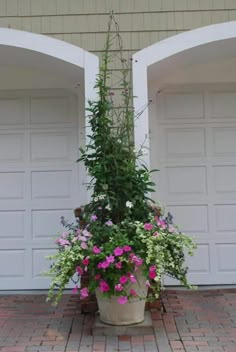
[0,289,236,352]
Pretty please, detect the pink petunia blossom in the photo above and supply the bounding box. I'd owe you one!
[72,285,78,294]
[58,239,70,246]
[130,254,143,267]
[115,262,122,269]
[130,289,137,296]
[119,276,128,285]
[80,287,89,299]
[117,296,128,304]
[76,266,83,275]
[93,246,101,254]
[99,280,110,292]
[78,235,87,241]
[105,220,113,226]
[114,283,123,292]
[144,223,154,231]
[81,242,88,249]
[113,247,123,256]
[106,255,115,264]
[123,245,132,252]
[149,265,157,279]
[129,274,137,283]
[153,231,160,237]
[82,257,90,266]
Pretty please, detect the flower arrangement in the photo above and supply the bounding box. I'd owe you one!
[46,14,196,306]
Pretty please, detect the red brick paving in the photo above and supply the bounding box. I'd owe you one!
[1,290,236,351]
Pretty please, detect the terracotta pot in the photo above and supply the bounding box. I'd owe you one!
[95,271,148,325]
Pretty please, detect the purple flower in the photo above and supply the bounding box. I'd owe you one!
[123,245,132,252]
[113,247,123,256]
[106,255,115,264]
[80,287,89,299]
[105,220,113,226]
[144,223,153,231]
[93,246,101,254]
[119,276,128,285]
[91,214,98,221]
[115,284,123,292]
[99,280,110,292]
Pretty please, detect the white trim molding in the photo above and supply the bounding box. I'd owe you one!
[132,21,236,167]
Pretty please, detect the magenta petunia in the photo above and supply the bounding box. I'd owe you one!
[76,266,83,276]
[72,285,78,294]
[106,255,115,264]
[99,280,110,292]
[80,287,89,299]
[93,246,101,254]
[117,296,128,304]
[129,274,137,283]
[130,289,137,296]
[144,223,154,231]
[123,245,132,252]
[119,276,128,285]
[149,265,157,279]
[82,257,90,266]
[114,283,123,292]
[115,262,122,269]
[113,247,123,256]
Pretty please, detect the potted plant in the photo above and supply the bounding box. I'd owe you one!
[46,15,196,326]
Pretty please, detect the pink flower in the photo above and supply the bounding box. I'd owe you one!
[117,296,128,305]
[90,214,98,221]
[80,287,89,299]
[106,255,115,264]
[82,257,90,266]
[153,231,160,237]
[129,274,137,283]
[115,262,122,269]
[97,260,110,269]
[81,242,88,249]
[93,246,101,254]
[115,284,123,292]
[72,285,78,294]
[95,274,101,280]
[123,245,132,252]
[119,276,128,285]
[76,266,83,275]
[149,265,157,279]
[78,235,87,241]
[130,254,143,267]
[99,280,110,292]
[113,247,123,256]
[58,239,70,246]
[130,289,137,296]
[105,220,113,226]
[144,223,153,231]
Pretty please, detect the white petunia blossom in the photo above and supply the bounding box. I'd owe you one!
[126,201,133,208]
[105,204,111,211]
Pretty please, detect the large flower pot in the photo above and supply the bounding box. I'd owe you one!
[95,272,148,326]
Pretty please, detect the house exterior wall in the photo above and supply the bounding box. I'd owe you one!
[1,0,236,63]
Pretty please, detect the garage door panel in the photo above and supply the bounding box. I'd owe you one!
[216,244,236,273]
[0,211,25,239]
[166,166,207,196]
[0,172,25,199]
[32,248,57,279]
[168,205,209,234]
[210,91,236,118]
[32,209,73,240]
[213,127,236,156]
[215,204,236,232]
[31,170,72,200]
[186,244,210,273]
[0,98,24,125]
[164,128,206,158]
[162,92,204,120]
[214,165,236,194]
[0,133,25,162]
[0,250,25,277]
[30,132,74,162]
[30,96,74,124]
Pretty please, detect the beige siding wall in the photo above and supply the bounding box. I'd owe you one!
[1,1,236,60]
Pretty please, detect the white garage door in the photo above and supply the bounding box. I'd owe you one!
[153,85,236,285]
[0,90,79,290]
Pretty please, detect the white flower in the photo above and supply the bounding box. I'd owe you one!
[105,204,111,211]
[94,197,98,202]
[126,201,133,208]
[98,194,106,200]
[140,148,148,155]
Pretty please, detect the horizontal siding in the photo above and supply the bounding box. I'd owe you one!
[0,1,235,67]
